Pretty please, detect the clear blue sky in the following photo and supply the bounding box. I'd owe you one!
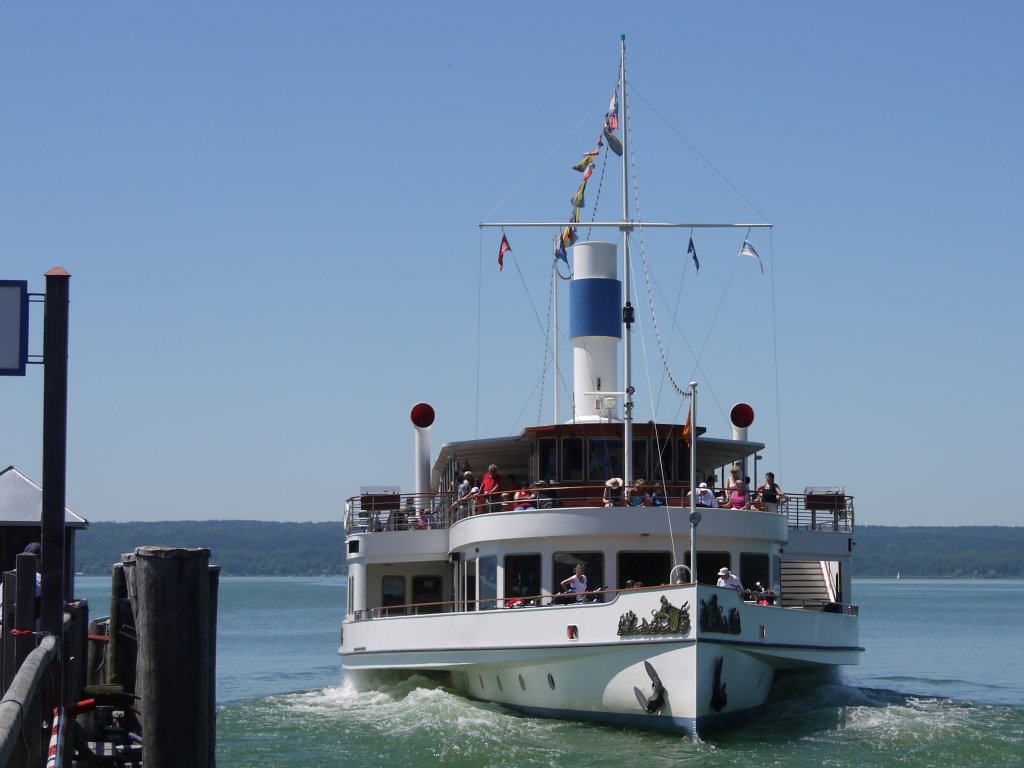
[2,3,1021,525]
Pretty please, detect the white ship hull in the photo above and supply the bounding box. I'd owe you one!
[341,583,859,733]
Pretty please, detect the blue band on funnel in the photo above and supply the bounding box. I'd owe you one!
[569,278,622,340]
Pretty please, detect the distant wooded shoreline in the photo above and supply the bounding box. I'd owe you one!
[73,521,1024,579]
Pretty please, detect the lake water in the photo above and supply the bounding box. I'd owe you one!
[74,576,1024,767]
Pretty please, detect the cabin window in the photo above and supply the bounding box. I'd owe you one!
[479,556,498,610]
[739,553,770,592]
[538,438,558,482]
[465,568,477,612]
[617,551,672,588]
[347,575,354,616]
[381,575,406,616]
[412,575,443,614]
[553,552,604,596]
[683,551,730,586]
[587,438,624,482]
[505,554,541,602]
[561,437,584,482]
[772,554,782,593]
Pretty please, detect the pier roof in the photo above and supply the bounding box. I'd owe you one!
[0,465,88,528]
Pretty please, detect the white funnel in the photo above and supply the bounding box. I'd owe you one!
[568,242,621,423]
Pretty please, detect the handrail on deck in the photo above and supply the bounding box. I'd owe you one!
[343,487,855,535]
[349,584,859,622]
[0,634,59,767]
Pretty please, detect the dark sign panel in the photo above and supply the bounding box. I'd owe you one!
[0,280,29,376]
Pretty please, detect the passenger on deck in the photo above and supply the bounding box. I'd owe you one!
[721,464,742,503]
[456,471,474,500]
[688,482,719,508]
[756,472,785,514]
[645,485,666,506]
[726,480,749,509]
[627,479,645,506]
[561,563,588,602]
[603,477,624,507]
[534,480,561,509]
[717,567,743,591]
[481,464,502,513]
[513,483,536,510]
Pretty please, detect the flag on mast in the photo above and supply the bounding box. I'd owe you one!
[555,235,568,264]
[739,239,763,274]
[688,237,699,272]
[573,151,598,173]
[498,233,511,271]
[603,127,623,157]
[605,89,619,133]
[682,408,693,449]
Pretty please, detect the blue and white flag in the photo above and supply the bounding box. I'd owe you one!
[688,237,699,272]
[739,239,763,274]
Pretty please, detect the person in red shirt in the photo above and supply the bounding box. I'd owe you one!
[480,464,502,513]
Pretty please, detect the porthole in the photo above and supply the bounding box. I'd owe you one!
[496,676,503,692]
[519,674,526,691]
[547,673,556,690]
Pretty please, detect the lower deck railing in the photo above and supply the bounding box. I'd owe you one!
[349,585,859,622]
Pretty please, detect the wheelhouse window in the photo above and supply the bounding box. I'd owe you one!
[587,438,623,482]
[561,437,584,482]
[617,551,672,588]
[505,554,541,602]
[650,437,672,483]
[381,575,406,616]
[412,575,443,614]
[538,438,558,482]
[675,438,691,483]
[553,552,604,595]
[632,439,650,482]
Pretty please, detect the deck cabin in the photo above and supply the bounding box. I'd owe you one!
[343,423,855,626]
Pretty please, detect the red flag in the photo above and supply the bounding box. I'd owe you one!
[682,409,692,448]
[498,233,511,271]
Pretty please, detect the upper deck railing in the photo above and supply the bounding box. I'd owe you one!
[344,486,854,535]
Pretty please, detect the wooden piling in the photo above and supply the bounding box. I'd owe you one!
[13,553,40,765]
[2,572,15,692]
[129,546,214,768]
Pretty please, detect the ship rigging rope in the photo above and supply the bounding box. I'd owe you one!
[482,97,607,223]
[630,84,772,224]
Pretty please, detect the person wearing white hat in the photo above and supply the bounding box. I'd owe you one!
[687,482,719,508]
[717,567,743,591]
[603,477,624,507]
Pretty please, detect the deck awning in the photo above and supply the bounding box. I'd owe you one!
[429,433,765,489]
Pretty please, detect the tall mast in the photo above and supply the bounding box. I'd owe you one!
[620,34,634,487]
[552,244,559,423]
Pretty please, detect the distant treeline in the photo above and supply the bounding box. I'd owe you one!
[73,521,1024,579]
[850,526,1024,578]
[75,521,346,577]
